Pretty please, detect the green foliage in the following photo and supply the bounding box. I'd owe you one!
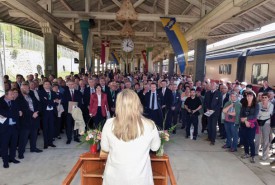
[57,51,62,60]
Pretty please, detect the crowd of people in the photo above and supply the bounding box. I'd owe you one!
[0,71,275,169]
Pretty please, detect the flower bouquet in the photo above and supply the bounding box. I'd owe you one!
[156,124,177,157]
[79,125,102,154]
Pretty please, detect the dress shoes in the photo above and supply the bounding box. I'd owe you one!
[205,138,210,141]
[44,145,48,149]
[74,138,81,143]
[181,126,185,129]
[3,163,9,168]
[210,142,215,145]
[31,148,43,153]
[18,154,24,159]
[49,144,56,147]
[9,159,20,164]
[66,140,71,144]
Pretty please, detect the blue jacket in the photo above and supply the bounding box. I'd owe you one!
[0,96,20,128]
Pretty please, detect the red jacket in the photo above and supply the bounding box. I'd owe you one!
[89,93,109,117]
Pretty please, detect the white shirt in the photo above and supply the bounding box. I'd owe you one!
[101,118,160,185]
[97,94,102,106]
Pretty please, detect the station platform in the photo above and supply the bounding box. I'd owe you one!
[0,128,274,185]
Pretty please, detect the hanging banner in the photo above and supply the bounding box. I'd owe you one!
[101,40,110,64]
[111,51,120,65]
[141,50,148,72]
[79,20,90,57]
[160,17,188,74]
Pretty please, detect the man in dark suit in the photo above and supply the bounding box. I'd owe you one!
[38,81,58,149]
[138,83,150,109]
[204,82,222,145]
[62,80,82,144]
[158,80,173,127]
[17,83,42,159]
[218,85,229,139]
[107,82,119,117]
[145,83,164,129]
[99,77,110,94]
[166,83,181,133]
[0,89,21,168]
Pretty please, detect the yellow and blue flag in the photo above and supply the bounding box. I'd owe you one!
[111,51,120,65]
[160,17,188,74]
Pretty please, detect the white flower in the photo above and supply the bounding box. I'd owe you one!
[88,133,93,139]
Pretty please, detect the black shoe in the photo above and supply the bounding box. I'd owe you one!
[220,137,226,139]
[66,140,71,144]
[181,126,185,129]
[74,138,80,143]
[31,148,43,153]
[57,136,62,139]
[18,154,24,159]
[44,145,48,149]
[52,138,55,141]
[210,142,215,145]
[3,163,9,168]
[172,130,176,134]
[193,137,197,140]
[49,144,56,147]
[185,135,189,139]
[9,159,20,164]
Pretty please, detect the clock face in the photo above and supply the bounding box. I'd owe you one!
[122,38,134,52]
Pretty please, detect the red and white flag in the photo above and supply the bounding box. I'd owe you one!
[141,50,148,73]
[101,40,110,64]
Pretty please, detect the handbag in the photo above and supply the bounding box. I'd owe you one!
[225,114,236,123]
[257,118,270,126]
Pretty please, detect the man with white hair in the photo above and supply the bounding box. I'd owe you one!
[240,82,247,95]
[204,82,222,145]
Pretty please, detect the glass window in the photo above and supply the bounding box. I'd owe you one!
[219,64,231,75]
[251,63,269,84]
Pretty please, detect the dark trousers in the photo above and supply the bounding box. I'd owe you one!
[202,114,208,132]
[186,114,198,138]
[1,125,18,164]
[66,113,78,141]
[166,109,178,130]
[181,108,187,128]
[43,110,54,146]
[239,127,244,146]
[149,109,163,129]
[218,108,226,137]
[55,116,61,138]
[207,112,219,143]
[92,107,105,129]
[81,107,90,127]
[243,126,256,157]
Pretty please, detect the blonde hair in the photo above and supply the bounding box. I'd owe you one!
[113,89,148,142]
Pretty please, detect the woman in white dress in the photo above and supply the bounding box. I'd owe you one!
[101,89,161,185]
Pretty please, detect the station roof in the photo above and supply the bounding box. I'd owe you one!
[0,0,274,60]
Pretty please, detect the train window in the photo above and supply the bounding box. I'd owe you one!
[219,64,231,75]
[251,63,269,84]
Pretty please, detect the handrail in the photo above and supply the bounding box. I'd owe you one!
[62,158,83,185]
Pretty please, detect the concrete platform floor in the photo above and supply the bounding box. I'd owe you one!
[0,128,275,185]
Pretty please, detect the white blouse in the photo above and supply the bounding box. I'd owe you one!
[97,94,101,106]
[101,118,160,185]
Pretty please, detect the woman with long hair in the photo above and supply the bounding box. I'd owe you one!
[101,89,160,185]
[255,92,273,161]
[240,90,259,163]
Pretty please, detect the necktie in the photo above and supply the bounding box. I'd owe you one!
[8,101,11,107]
[151,93,155,109]
[162,89,165,96]
[91,88,94,94]
[71,90,74,101]
[48,92,51,100]
[173,92,176,104]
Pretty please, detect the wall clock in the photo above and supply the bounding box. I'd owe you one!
[122,38,134,52]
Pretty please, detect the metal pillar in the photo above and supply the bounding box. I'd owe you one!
[194,39,207,82]
[78,48,85,74]
[168,53,175,79]
[44,33,57,77]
